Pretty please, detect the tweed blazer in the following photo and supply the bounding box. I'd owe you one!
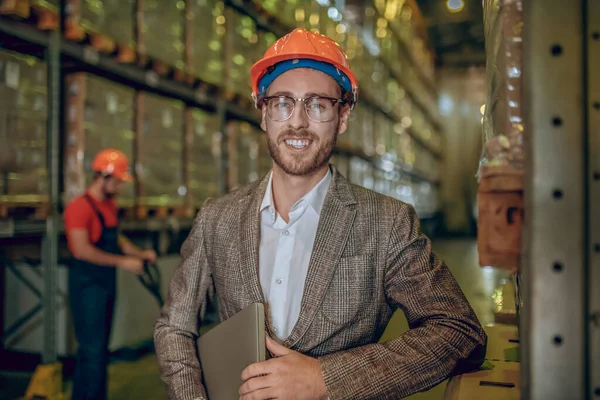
[154,167,487,400]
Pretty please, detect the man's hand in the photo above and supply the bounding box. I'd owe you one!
[239,336,328,400]
[117,256,144,275]
[142,249,158,263]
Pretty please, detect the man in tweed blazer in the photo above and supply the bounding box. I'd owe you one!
[155,28,486,400]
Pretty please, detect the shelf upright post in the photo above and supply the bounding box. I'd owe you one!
[521,0,589,398]
[41,0,63,365]
[586,0,600,397]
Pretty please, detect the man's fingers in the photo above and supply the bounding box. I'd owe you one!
[239,373,275,395]
[239,386,277,400]
[266,336,291,357]
[241,360,274,382]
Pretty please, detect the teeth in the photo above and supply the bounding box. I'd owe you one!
[285,139,309,149]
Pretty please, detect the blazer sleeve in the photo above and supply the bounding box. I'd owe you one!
[154,203,215,400]
[318,203,487,399]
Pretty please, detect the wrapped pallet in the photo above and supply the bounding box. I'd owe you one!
[64,0,135,49]
[227,121,259,190]
[187,108,220,208]
[64,73,135,207]
[224,8,257,101]
[137,93,185,210]
[478,0,524,271]
[138,0,185,69]
[0,50,47,205]
[187,0,225,86]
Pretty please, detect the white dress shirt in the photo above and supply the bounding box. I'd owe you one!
[259,168,332,340]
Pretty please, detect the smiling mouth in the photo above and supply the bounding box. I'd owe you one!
[284,139,311,150]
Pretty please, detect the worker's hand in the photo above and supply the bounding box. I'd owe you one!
[239,336,328,400]
[117,256,144,275]
[141,249,157,264]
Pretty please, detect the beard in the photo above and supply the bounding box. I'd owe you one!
[267,123,338,176]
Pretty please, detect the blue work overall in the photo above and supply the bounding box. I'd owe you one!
[68,194,119,400]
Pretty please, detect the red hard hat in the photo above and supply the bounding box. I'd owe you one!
[250,28,359,108]
[92,149,132,182]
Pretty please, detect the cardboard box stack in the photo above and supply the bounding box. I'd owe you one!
[137,93,185,208]
[65,0,135,46]
[187,0,225,86]
[187,108,220,206]
[139,0,185,69]
[0,50,47,201]
[227,121,259,190]
[224,8,257,101]
[64,73,135,206]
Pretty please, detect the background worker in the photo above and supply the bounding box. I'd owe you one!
[64,149,157,400]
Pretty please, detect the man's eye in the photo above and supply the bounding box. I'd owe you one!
[275,102,291,109]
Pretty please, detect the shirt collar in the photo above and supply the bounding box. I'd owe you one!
[260,167,332,219]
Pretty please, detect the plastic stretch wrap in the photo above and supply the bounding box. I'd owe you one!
[477,0,524,271]
[31,0,58,11]
[0,50,47,199]
[480,0,524,173]
[64,73,135,205]
[138,93,185,207]
[227,121,259,190]
[188,108,220,205]
[66,0,135,46]
[187,0,225,86]
[139,0,185,68]
[225,8,257,100]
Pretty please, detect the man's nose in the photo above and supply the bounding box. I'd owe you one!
[287,100,310,130]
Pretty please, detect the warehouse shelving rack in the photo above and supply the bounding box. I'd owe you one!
[0,0,444,372]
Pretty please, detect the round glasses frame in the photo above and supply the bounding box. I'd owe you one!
[261,95,346,123]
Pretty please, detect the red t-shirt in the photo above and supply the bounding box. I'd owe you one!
[64,192,118,254]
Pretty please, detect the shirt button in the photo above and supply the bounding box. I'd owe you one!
[276,277,283,284]
[273,326,279,333]
[282,230,289,236]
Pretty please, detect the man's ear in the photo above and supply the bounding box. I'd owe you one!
[337,104,352,135]
[260,105,268,132]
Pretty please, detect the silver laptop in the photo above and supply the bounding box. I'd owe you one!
[197,303,266,400]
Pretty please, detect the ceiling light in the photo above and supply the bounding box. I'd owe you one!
[446,0,465,13]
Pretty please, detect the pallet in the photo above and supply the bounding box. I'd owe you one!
[134,205,179,219]
[225,89,253,109]
[0,0,59,30]
[64,18,136,63]
[172,205,199,219]
[117,206,137,220]
[0,201,50,220]
[0,0,31,19]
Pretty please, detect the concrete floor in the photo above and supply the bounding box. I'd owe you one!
[3,238,508,399]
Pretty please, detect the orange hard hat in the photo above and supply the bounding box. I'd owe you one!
[250,28,359,108]
[92,149,133,182]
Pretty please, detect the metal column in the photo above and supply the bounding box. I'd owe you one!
[522,0,587,399]
[42,18,62,364]
[587,0,600,397]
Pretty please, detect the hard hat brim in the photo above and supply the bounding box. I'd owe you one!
[115,172,133,182]
[251,53,359,97]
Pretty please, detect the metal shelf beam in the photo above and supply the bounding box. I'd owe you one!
[0,16,261,127]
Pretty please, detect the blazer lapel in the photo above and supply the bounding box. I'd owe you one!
[284,168,357,347]
[237,175,269,306]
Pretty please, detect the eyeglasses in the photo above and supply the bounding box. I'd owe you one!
[262,95,345,123]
